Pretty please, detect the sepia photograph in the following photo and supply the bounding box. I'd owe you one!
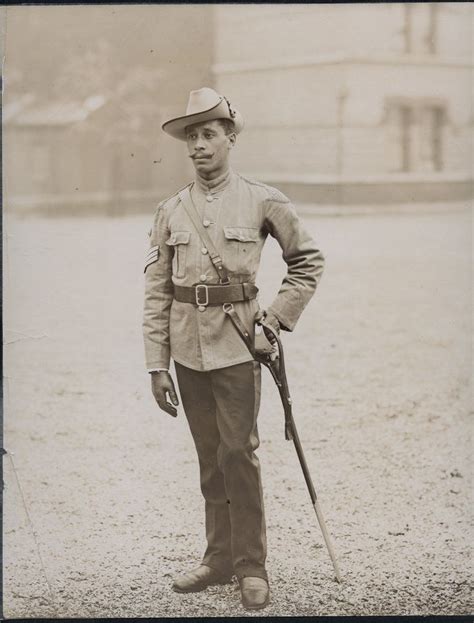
[2,3,472,618]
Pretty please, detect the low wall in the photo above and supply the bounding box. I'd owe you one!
[263,179,473,205]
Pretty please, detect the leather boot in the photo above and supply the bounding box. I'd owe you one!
[239,577,270,610]
[172,565,233,593]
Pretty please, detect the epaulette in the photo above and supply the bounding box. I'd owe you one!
[264,185,290,203]
[156,181,193,210]
[239,174,290,203]
[148,181,193,236]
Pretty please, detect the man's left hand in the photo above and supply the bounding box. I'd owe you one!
[261,311,280,345]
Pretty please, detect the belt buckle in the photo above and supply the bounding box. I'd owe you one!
[195,284,209,307]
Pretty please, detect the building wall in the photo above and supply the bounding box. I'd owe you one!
[213,3,473,203]
[4,4,472,211]
[220,64,345,178]
[342,61,472,176]
[214,4,471,67]
[214,4,406,62]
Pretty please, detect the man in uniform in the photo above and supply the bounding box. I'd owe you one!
[143,87,324,610]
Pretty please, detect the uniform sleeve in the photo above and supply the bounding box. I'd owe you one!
[263,194,325,331]
[143,203,174,369]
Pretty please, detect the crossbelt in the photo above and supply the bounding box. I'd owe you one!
[173,282,258,307]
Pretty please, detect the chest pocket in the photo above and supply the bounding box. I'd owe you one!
[223,226,260,275]
[166,231,190,278]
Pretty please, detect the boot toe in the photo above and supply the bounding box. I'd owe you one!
[172,565,232,593]
[239,577,270,610]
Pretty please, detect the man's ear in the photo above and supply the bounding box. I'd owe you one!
[228,133,236,149]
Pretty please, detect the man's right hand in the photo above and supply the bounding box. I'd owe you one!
[151,371,179,417]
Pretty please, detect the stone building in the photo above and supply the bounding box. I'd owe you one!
[213,3,472,204]
[4,4,471,213]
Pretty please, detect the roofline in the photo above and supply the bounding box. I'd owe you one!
[213,53,473,75]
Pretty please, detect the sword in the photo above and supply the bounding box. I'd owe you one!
[260,320,342,583]
[223,304,342,583]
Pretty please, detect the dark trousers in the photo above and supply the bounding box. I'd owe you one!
[175,360,267,581]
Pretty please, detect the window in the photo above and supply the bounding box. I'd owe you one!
[399,105,413,172]
[386,100,446,173]
[420,106,444,172]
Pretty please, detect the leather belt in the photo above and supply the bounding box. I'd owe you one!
[174,283,258,307]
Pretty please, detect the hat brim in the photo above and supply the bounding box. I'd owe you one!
[162,98,244,141]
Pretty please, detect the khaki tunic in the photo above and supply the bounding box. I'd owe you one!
[143,171,324,371]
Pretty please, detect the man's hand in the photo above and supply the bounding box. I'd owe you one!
[261,311,280,345]
[151,371,179,417]
[254,310,280,361]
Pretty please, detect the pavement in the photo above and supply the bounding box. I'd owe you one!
[3,205,472,617]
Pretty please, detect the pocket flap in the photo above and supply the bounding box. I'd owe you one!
[166,231,191,246]
[224,226,259,243]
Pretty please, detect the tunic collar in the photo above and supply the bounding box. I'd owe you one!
[194,168,233,195]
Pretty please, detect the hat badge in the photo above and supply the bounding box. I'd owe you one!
[224,96,236,119]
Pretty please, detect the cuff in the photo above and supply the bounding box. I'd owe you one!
[267,289,304,332]
[267,305,295,332]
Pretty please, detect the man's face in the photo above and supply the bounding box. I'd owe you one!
[186,120,235,175]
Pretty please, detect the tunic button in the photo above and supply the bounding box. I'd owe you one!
[198,305,206,312]
[200,274,207,282]
[203,219,211,227]
[201,247,208,255]
[206,194,213,202]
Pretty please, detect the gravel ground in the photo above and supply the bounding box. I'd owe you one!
[3,206,472,618]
